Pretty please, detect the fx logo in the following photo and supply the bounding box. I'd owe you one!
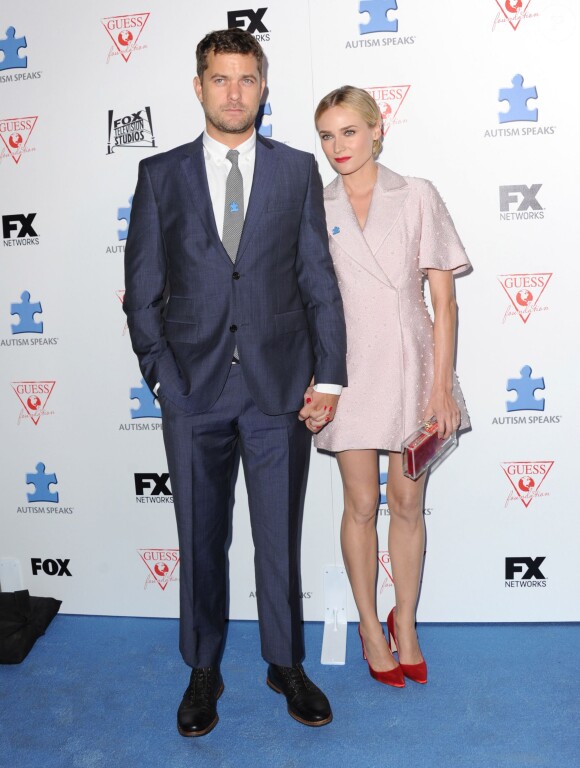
[227,8,268,33]
[2,213,37,239]
[505,557,545,580]
[499,185,542,212]
[135,473,172,495]
[31,557,71,576]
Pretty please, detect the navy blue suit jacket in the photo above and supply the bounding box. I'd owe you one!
[124,133,347,415]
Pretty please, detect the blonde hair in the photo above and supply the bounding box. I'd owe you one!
[315,85,383,158]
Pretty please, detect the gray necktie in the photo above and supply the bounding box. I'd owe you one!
[222,149,244,263]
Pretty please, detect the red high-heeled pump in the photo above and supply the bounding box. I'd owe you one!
[358,625,405,688]
[386,608,428,684]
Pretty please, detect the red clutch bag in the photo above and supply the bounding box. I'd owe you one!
[401,416,457,480]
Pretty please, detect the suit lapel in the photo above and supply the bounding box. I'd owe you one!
[179,136,233,266]
[234,135,278,265]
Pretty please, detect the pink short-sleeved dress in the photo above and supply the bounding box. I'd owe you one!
[314,164,471,453]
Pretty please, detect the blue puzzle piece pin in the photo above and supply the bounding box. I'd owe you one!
[498,74,538,124]
[10,290,43,334]
[359,0,398,34]
[332,226,340,235]
[506,364,545,412]
[0,27,27,71]
[230,202,239,213]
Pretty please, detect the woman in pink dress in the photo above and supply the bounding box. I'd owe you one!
[310,86,470,687]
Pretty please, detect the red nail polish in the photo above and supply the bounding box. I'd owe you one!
[306,398,312,404]
[323,405,327,410]
[325,417,330,422]
[328,406,333,412]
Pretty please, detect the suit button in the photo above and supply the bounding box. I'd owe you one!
[232,271,240,280]
[229,324,237,333]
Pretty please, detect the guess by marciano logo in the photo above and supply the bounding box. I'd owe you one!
[498,273,552,324]
[12,380,55,425]
[364,86,410,137]
[0,116,37,164]
[492,0,539,32]
[138,548,179,591]
[501,461,553,508]
[101,13,150,63]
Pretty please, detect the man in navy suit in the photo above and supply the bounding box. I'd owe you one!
[124,28,346,736]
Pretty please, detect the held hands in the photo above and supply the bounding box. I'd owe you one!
[298,386,340,433]
[424,388,460,439]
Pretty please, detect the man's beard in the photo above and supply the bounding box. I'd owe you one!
[205,105,257,135]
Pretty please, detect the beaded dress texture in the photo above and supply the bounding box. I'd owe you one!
[314,164,470,453]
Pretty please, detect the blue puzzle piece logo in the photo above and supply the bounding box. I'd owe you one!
[379,471,388,505]
[359,0,398,34]
[26,462,58,503]
[10,290,43,334]
[256,102,272,137]
[117,196,133,241]
[506,365,545,412]
[0,27,27,71]
[498,75,538,124]
[130,378,161,419]
[332,226,340,235]
[229,202,240,213]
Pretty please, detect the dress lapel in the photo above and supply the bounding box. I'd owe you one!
[363,164,409,256]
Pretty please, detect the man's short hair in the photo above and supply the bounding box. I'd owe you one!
[196,28,264,79]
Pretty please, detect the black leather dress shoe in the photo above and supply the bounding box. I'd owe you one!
[177,667,224,737]
[266,663,332,727]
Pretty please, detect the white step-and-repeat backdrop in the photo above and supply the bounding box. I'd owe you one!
[2,1,578,622]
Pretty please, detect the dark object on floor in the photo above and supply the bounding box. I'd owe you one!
[0,589,61,664]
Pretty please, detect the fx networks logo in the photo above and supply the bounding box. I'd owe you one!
[492,0,539,32]
[119,378,163,431]
[101,13,150,63]
[492,365,561,425]
[501,461,554,508]
[378,550,394,593]
[0,116,37,164]
[31,558,71,576]
[227,8,270,41]
[365,85,410,137]
[138,548,179,591]
[505,556,546,588]
[0,26,42,82]
[107,107,156,154]
[135,472,173,504]
[485,75,555,138]
[2,212,39,246]
[348,0,415,49]
[499,184,544,221]
[17,462,74,515]
[12,380,55,425]
[498,273,552,324]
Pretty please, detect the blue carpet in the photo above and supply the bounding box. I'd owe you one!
[1,617,578,767]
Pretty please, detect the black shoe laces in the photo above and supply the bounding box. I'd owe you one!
[185,668,216,705]
[279,664,315,695]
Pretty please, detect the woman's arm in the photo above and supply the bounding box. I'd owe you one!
[424,268,461,439]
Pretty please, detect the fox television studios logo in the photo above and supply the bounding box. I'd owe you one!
[227,8,271,42]
[107,107,156,154]
[347,0,415,48]
[492,0,539,32]
[101,13,150,63]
